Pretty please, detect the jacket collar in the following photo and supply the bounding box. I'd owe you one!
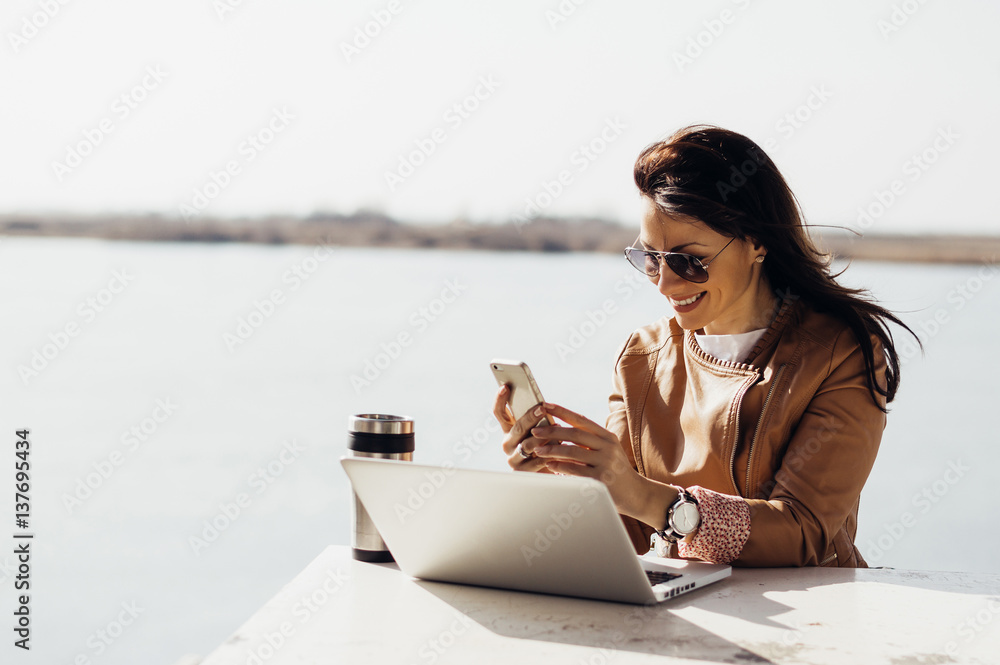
[680,295,800,369]
[744,295,799,365]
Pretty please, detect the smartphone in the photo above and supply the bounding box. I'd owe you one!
[489,359,556,427]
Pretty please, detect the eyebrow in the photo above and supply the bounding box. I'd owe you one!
[640,239,708,253]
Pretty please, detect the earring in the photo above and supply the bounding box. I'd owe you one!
[755,256,765,264]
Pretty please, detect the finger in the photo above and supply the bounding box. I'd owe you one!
[507,448,551,473]
[543,459,600,479]
[529,424,606,450]
[541,402,605,434]
[501,421,543,457]
[532,442,595,465]
[493,386,514,433]
[502,430,549,458]
[502,405,547,452]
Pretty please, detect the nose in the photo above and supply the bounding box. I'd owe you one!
[655,261,685,296]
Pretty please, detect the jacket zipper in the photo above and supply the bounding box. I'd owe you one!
[728,368,763,495]
[745,363,787,496]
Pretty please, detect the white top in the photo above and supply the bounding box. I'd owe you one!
[695,327,768,363]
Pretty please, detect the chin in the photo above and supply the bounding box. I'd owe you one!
[671,311,710,331]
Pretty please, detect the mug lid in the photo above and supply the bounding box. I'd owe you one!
[348,414,414,435]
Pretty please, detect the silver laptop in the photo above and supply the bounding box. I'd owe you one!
[340,457,730,604]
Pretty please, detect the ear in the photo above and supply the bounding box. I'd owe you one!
[747,238,767,259]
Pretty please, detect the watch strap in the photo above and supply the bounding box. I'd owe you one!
[650,486,700,556]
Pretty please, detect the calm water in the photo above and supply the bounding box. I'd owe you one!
[1,237,998,664]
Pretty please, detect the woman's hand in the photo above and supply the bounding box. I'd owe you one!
[528,402,652,519]
[493,386,551,473]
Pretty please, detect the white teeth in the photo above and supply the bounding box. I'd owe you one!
[672,292,704,306]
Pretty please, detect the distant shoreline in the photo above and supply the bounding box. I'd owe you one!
[1,213,998,265]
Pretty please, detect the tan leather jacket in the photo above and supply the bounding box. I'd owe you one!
[606,297,887,567]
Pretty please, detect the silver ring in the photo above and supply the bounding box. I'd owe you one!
[517,443,533,459]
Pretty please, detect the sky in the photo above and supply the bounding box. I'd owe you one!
[1,0,998,234]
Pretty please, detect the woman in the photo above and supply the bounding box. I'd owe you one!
[493,125,918,567]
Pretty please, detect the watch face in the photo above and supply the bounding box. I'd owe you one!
[672,502,700,534]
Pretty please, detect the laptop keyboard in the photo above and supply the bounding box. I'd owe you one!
[645,570,682,586]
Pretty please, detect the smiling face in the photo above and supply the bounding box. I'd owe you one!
[639,197,775,335]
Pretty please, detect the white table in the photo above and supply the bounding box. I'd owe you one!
[198,545,1000,664]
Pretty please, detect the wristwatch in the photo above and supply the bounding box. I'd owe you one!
[650,487,701,558]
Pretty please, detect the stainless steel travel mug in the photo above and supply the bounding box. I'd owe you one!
[347,414,414,562]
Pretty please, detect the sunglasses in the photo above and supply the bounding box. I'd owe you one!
[624,236,735,283]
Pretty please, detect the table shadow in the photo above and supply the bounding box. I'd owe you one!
[413,577,781,664]
[396,562,999,663]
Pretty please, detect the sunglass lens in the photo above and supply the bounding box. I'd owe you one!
[665,255,708,283]
[626,249,709,282]
[626,249,658,276]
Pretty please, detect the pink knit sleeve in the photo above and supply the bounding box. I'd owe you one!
[677,485,751,565]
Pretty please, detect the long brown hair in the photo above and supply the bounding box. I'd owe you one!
[633,124,918,411]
